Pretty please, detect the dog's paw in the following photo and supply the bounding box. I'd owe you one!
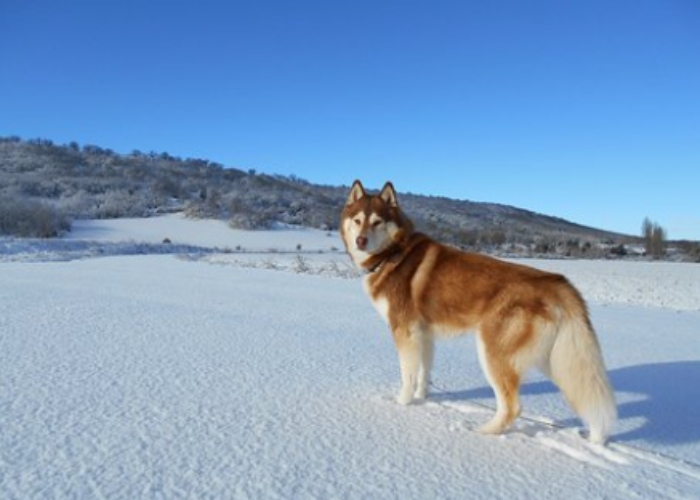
[396,391,414,406]
[414,386,428,401]
[477,417,507,435]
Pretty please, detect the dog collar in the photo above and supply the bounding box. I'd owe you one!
[364,260,384,274]
[362,244,401,274]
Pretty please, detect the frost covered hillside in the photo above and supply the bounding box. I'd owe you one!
[2,136,657,259]
[1,215,700,499]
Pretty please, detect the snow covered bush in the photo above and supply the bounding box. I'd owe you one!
[0,196,71,237]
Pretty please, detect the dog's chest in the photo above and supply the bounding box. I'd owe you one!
[363,275,390,324]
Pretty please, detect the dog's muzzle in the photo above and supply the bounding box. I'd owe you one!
[356,236,368,250]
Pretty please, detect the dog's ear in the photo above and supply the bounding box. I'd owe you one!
[379,182,398,207]
[346,180,366,206]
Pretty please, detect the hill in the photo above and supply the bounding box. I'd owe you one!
[0,136,687,259]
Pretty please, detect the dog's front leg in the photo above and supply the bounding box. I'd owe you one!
[393,326,426,405]
[415,333,434,401]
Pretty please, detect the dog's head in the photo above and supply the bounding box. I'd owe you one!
[340,180,413,269]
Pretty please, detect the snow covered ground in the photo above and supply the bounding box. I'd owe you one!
[2,214,700,499]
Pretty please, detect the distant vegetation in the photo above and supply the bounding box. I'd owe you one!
[0,196,71,238]
[641,217,667,260]
[1,136,697,261]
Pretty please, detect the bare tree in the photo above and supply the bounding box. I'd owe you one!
[642,217,667,259]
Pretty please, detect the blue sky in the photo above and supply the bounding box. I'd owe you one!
[1,1,699,239]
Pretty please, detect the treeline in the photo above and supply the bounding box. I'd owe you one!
[1,136,697,261]
[0,136,340,236]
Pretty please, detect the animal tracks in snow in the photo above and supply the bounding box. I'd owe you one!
[414,386,700,484]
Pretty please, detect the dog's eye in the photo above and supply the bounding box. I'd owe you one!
[372,220,382,227]
[353,219,361,226]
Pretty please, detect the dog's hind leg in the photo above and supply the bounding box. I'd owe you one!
[475,333,522,435]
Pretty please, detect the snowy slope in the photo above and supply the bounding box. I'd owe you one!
[66,214,340,252]
[0,214,341,263]
[2,216,700,499]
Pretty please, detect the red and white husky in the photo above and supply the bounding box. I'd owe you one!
[340,180,616,444]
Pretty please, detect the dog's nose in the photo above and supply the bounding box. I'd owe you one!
[356,236,368,250]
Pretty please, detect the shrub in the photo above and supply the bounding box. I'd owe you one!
[0,196,71,237]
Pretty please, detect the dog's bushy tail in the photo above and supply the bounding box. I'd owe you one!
[549,290,617,444]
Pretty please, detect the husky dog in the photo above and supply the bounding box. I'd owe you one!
[340,180,616,444]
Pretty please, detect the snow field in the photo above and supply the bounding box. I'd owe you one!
[3,214,700,312]
[2,215,700,499]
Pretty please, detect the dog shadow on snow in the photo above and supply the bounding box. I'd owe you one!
[436,361,700,446]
